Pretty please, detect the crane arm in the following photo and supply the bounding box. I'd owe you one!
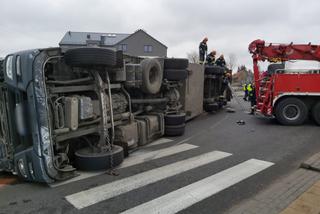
[248,39,320,62]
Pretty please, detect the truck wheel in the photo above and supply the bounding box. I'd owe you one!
[164,58,189,69]
[141,58,163,94]
[164,69,188,81]
[275,97,308,125]
[205,66,225,75]
[74,145,124,171]
[164,112,186,126]
[115,50,124,68]
[165,123,186,136]
[311,102,320,125]
[64,48,117,67]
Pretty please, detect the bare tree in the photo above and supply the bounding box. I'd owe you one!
[187,51,199,63]
[227,53,237,71]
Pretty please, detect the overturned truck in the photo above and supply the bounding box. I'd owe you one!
[0,47,230,183]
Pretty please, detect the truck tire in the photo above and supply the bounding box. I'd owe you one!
[275,97,308,125]
[74,145,124,171]
[164,112,186,126]
[115,50,124,68]
[141,58,163,94]
[311,102,320,125]
[205,66,225,75]
[164,69,188,81]
[165,123,186,136]
[64,48,117,67]
[164,58,189,69]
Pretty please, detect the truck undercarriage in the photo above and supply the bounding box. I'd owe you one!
[0,47,230,183]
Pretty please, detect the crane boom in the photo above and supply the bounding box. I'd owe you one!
[248,39,320,62]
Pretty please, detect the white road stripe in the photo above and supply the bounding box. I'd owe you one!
[175,137,192,145]
[50,143,197,188]
[119,143,198,168]
[65,150,232,209]
[142,138,173,148]
[49,170,105,188]
[121,159,274,214]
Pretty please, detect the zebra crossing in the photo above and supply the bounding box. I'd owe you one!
[121,159,273,214]
[58,138,274,213]
[50,138,185,187]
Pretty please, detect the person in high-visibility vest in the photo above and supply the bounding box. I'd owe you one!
[247,83,253,93]
[243,83,248,101]
[247,83,256,114]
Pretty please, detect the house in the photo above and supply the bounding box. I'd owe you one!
[59,29,167,57]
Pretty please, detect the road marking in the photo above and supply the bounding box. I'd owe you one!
[65,150,232,209]
[50,143,197,188]
[49,170,105,188]
[142,138,173,148]
[119,143,198,168]
[121,159,274,214]
[175,137,192,145]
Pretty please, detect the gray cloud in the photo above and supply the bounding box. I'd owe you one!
[1,0,319,70]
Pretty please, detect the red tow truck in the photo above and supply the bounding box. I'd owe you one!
[249,39,320,125]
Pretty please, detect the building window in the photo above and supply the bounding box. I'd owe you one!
[144,45,153,53]
[118,44,127,52]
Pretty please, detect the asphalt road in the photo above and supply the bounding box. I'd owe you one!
[1,96,320,214]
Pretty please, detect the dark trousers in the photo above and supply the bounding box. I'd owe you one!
[249,97,256,113]
[244,91,248,100]
[199,52,205,62]
[250,98,256,107]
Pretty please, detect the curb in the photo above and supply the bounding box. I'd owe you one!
[226,152,320,214]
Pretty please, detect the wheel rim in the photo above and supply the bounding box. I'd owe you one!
[283,104,301,121]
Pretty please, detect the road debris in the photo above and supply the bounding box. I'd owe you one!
[226,107,236,113]
[236,120,245,125]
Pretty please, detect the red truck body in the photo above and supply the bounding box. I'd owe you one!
[248,40,320,125]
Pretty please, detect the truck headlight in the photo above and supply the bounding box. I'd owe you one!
[18,159,28,178]
[5,55,13,80]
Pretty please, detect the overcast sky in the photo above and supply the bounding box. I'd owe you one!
[1,0,319,70]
